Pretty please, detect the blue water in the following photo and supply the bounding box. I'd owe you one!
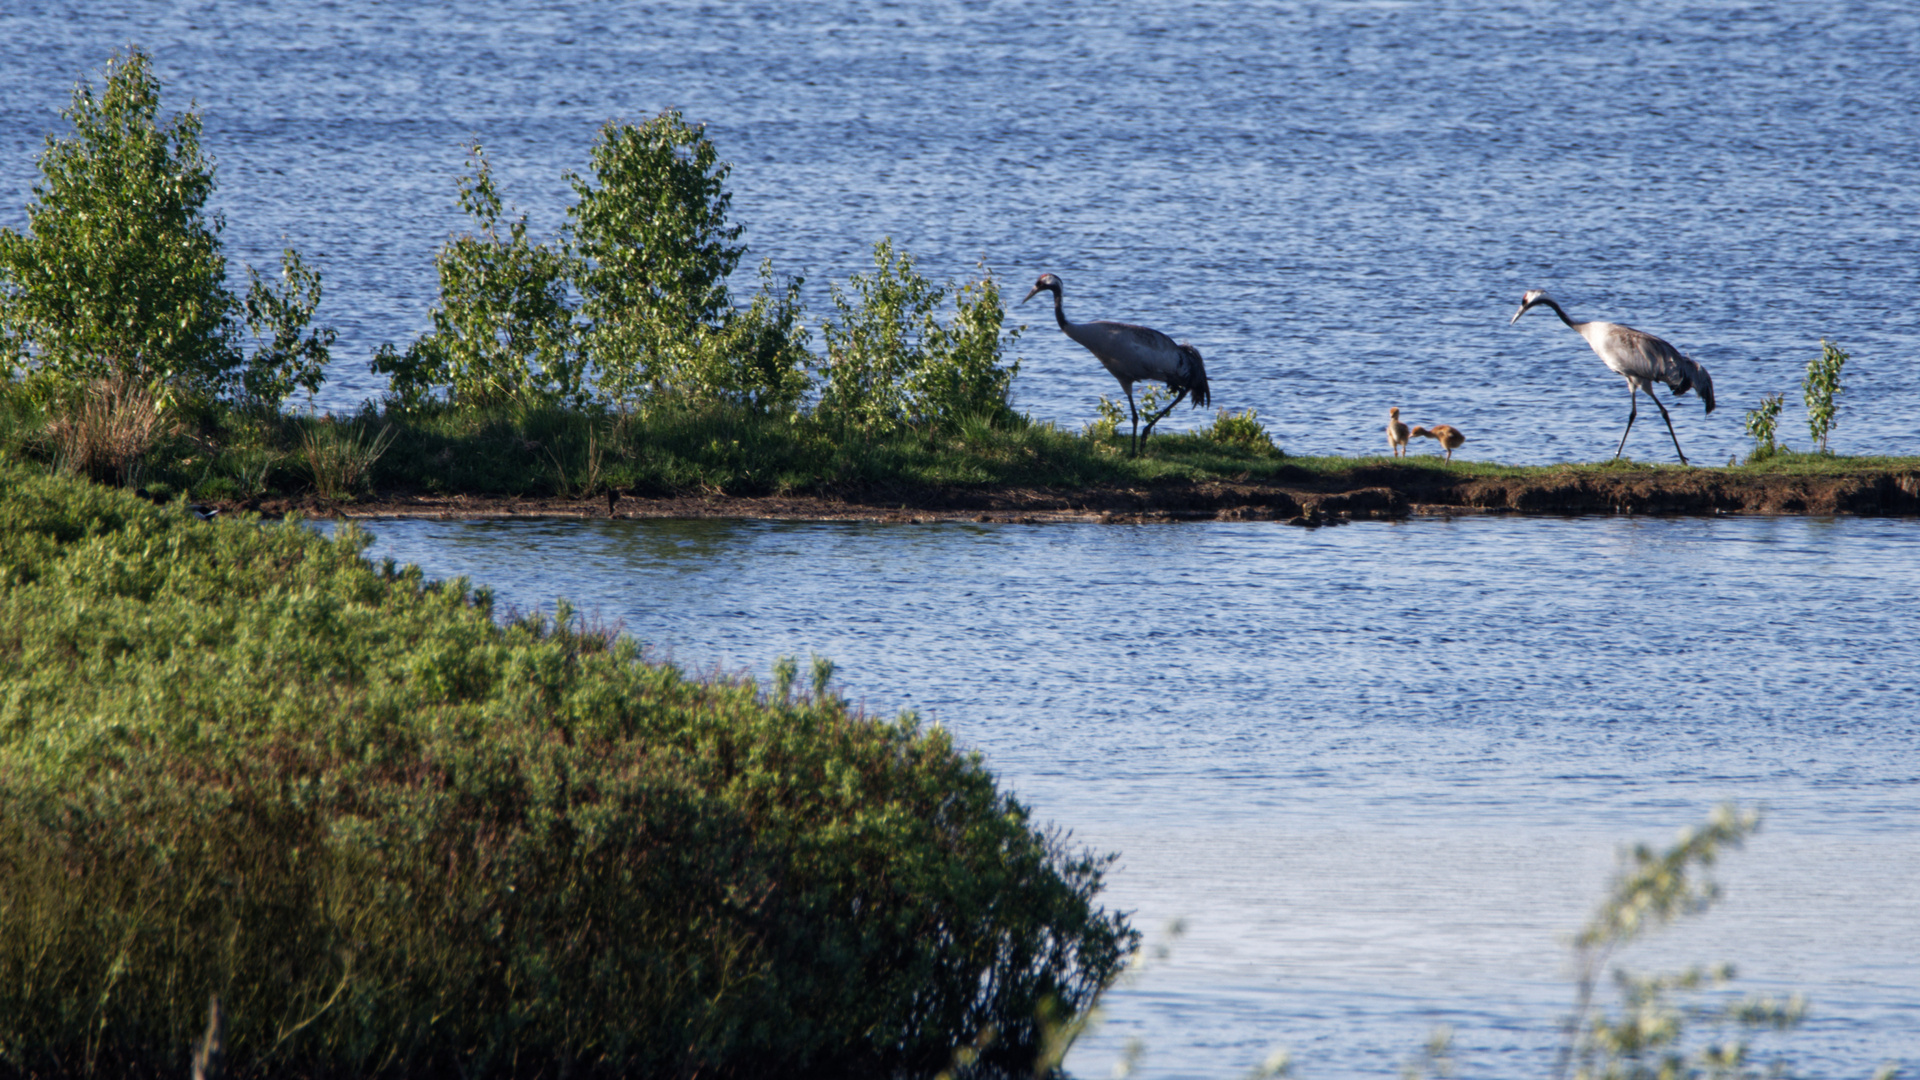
[8,3,1919,1074]
[343,513,1920,1079]
[5,1,1920,464]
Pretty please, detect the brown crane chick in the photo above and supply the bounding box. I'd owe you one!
[1408,423,1467,462]
[1386,407,1411,457]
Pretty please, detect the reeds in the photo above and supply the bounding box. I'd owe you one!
[43,374,175,485]
[299,418,395,499]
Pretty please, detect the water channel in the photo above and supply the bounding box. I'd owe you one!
[345,512,1920,1078]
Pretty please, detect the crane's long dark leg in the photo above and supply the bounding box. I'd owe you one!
[1647,389,1689,466]
[1124,385,1141,455]
[1138,387,1191,448]
[1613,387,1640,460]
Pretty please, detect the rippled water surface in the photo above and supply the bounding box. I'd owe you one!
[345,513,1920,1078]
[5,2,1920,463]
[9,2,1919,1074]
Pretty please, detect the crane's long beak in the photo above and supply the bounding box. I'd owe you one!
[1020,284,1042,305]
[1508,302,1530,325]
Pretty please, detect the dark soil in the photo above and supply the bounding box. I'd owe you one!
[236,464,1920,526]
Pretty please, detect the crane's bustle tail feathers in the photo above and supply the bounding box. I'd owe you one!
[1179,343,1210,408]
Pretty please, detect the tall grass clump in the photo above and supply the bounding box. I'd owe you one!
[0,463,1134,1079]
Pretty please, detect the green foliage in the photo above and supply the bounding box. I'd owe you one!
[1741,393,1784,462]
[1802,339,1848,454]
[240,247,335,410]
[300,418,396,500]
[1084,396,1125,449]
[1203,407,1279,455]
[1086,386,1182,455]
[568,111,747,408]
[0,49,236,408]
[0,463,1135,1079]
[818,240,1021,435]
[373,144,582,411]
[649,259,813,417]
[0,50,333,419]
[1557,805,1816,1080]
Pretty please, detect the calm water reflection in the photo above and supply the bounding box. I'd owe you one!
[341,513,1919,1079]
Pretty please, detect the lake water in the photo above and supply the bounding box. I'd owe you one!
[4,1,1920,465]
[8,3,1918,1075]
[344,512,1920,1079]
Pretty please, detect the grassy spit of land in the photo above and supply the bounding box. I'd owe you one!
[8,395,1913,525]
[0,460,1134,1079]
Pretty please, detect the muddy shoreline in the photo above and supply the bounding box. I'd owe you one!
[232,465,1920,526]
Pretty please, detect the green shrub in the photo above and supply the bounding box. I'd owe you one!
[1202,407,1278,455]
[372,144,582,412]
[0,49,333,416]
[240,247,335,411]
[1742,392,1785,462]
[817,240,1021,436]
[644,259,813,418]
[0,464,1133,1079]
[1802,339,1848,454]
[1557,805,1818,1080]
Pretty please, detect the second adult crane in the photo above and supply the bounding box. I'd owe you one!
[1510,289,1715,466]
[1022,273,1210,454]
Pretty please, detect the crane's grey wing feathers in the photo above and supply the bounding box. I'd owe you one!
[1607,325,1715,412]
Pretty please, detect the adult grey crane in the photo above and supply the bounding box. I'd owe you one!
[1022,273,1211,454]
[1510,289,1715,466]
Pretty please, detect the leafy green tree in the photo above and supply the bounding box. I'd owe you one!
[0,49,333,416]
[818,240,1021,435]
[0,48,236,408]
[567,111,747,408]
[372,144,581,410]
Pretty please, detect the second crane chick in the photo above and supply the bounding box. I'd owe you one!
[1409,423,1466,462]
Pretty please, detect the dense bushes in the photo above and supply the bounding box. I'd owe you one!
[0,464,1135,1078]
